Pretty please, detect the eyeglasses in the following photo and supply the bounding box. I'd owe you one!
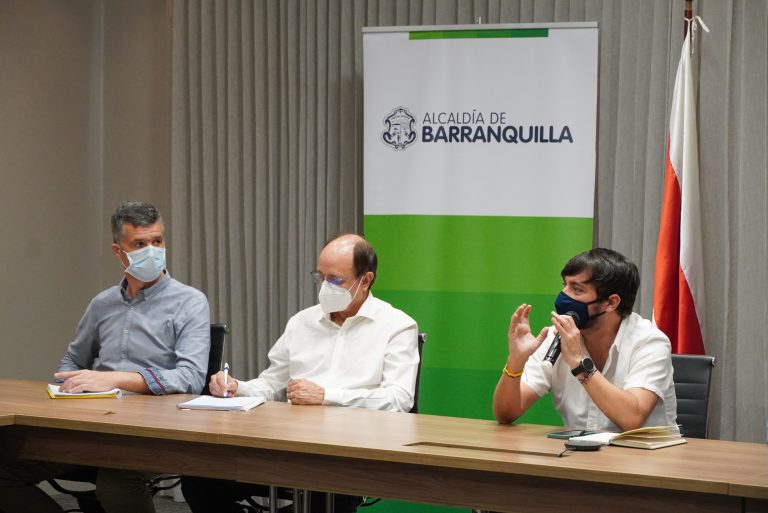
[309,270,349,287]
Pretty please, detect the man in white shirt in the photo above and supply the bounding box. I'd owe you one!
[181,233,419,513]
[493,248,677,432]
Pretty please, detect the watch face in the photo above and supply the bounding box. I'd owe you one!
[582,358,595,372]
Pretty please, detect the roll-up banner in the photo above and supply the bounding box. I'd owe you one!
[363,24,598,428]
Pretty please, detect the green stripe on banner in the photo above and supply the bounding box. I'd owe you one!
[364,215,593,295]
[374,289,553,369]
[373,288,565,421]
[364,214,586,512]
[409,28,548,40]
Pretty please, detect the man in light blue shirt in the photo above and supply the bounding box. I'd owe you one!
[0,201,210,513]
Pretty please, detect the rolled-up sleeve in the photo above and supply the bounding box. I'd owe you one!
[144,292,210,395]
[622,334,673,399]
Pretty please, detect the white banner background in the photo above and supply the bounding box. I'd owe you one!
[364,24,599,218]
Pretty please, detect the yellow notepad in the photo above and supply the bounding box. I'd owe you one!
[47,384,122,399]
[570,425,687,450]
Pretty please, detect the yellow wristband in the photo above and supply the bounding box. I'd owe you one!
[503,364,523,378]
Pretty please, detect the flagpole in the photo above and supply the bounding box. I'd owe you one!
[684,0,693,38]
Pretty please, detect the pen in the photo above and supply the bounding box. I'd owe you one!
[223,362,230,398]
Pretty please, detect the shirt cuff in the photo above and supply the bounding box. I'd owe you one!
[323,387,343,405]
[139,368,169,395]
[233,379,245,397]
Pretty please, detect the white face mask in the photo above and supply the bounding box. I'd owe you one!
[318,276,362,314]
[122,245,166,282]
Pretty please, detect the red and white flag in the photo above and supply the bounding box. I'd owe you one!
[653,23,705,355]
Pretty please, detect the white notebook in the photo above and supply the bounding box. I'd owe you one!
[177,395,265,411]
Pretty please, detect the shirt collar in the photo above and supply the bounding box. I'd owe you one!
[354,292,377,320]
[318,292,378,324]
[602,313,634,371]
[119,271,172,303]
[611,314,634,351]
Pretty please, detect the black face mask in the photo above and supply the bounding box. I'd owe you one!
[554,291,606,328]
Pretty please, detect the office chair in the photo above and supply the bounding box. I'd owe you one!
[357,332,427,509]
[407,332,427,414]
[249,332,427,513]
[49,323,228,512]
[145,322,228,494]
[671,353,715,439]
[201,323,228,395]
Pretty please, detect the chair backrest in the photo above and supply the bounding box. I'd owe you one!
[409,332,427,414]
[671,354,715,438]
[201,323,228,395]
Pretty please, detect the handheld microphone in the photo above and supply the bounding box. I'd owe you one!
[542,311,580,368]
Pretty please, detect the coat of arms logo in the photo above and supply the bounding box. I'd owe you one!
[381,107,417,150]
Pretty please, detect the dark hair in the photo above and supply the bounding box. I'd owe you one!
[111,201,163,243]
[353,239,378,287]
[560,248,639,318]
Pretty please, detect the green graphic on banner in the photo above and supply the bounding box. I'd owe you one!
[363,22,597,512]
[410,28,548,40]
[363,215,591,512]
[365,215,592,295]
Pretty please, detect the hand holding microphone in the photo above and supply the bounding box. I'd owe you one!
[542,311,580,368]
[542,291,597,369]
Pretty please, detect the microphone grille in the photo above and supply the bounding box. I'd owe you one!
[566,311,581,324]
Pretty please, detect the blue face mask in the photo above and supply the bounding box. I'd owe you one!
[122,245,166,282]
[554,291,604,328]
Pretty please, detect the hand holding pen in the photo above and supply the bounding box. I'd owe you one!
[222,362,229,397]
[209,363,237,397]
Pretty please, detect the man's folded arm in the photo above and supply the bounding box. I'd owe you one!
[143,294,211,395]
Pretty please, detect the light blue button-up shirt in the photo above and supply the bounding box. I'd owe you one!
[57,273,211,395]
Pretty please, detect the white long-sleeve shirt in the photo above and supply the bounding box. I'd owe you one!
[235,294,419,412]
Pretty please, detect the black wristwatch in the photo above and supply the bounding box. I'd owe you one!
[570,357,595,377]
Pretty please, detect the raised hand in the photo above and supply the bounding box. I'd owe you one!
[507,304,549,368]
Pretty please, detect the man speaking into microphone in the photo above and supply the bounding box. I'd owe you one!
[493,248,677,432]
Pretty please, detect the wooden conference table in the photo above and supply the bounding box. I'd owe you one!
[0,380,766,513]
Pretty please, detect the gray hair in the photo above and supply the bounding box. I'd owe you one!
[110,201,163,243]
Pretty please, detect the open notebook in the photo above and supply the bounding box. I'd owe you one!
[47,384,122,399]
[570,425,686,450]
[177,395,265,411]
